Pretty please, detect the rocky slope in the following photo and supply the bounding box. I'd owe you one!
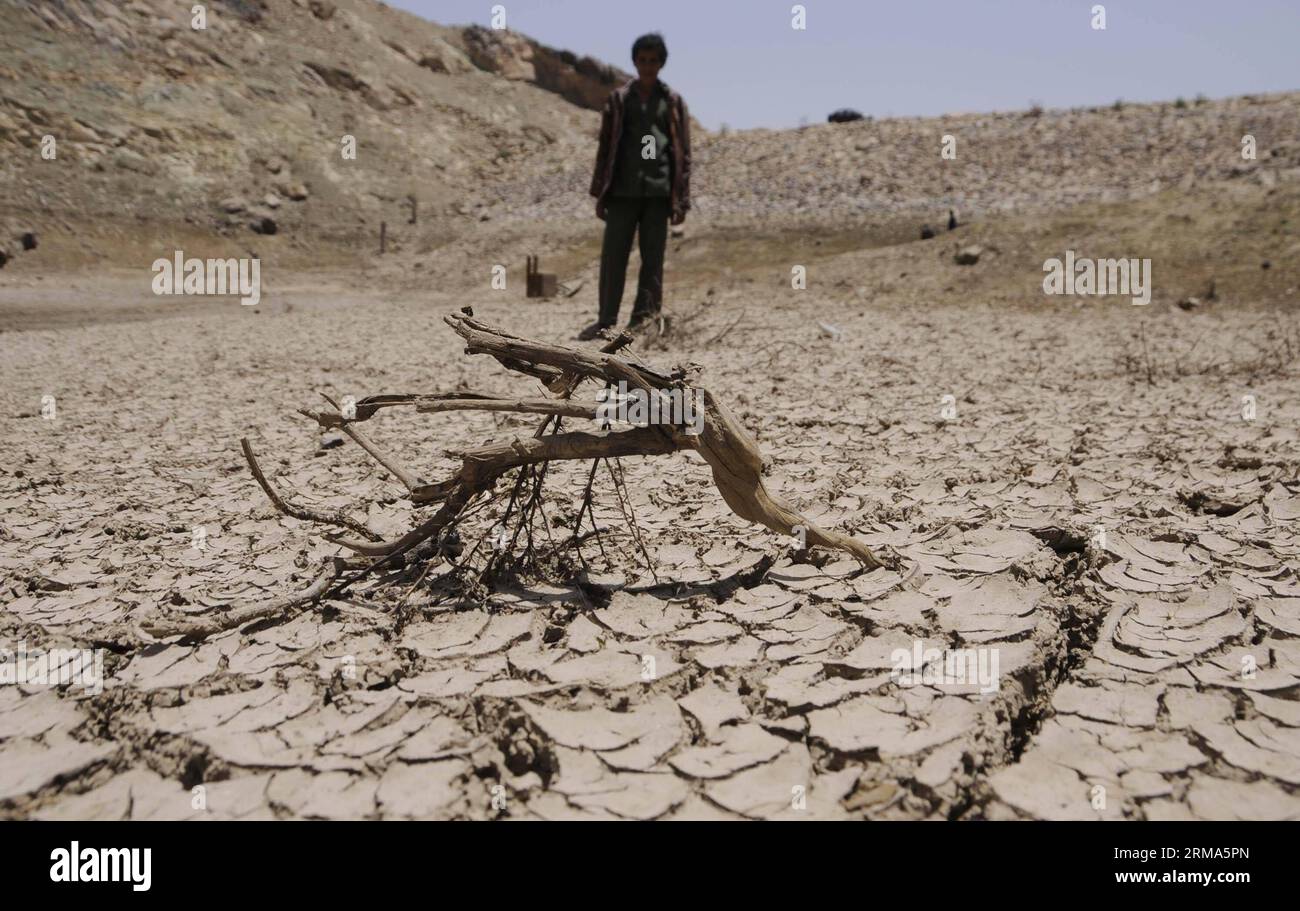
[0,0,627,265]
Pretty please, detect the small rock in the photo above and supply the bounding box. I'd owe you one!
[1177,297,1201,311]
[920,225,936,240]
[278,181,309,201]
[1261,260,1271,270]
[263,193,281,209]
[20,232,36,251]
[112,148,156,175]
[319,433,344,450]
[220,196,249,214]
[249,214,278,235]
[845,780,898,812]
[954,245,983,265]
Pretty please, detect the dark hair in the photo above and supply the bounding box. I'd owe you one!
[632,33,668,65]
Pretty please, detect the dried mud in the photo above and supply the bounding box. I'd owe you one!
[2,278,1297,820]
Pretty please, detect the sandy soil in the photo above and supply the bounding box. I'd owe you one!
[2,261,1298,820]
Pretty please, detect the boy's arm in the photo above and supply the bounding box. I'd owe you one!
[590,95,614,199]
[676,97,692,215]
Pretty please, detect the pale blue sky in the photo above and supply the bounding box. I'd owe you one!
[390,0,1300,129]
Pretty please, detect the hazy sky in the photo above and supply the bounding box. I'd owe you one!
[388,0,1300,129]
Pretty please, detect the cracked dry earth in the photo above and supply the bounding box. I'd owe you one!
[2,284,1299,821]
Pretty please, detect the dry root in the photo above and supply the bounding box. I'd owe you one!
[146,310,878,640]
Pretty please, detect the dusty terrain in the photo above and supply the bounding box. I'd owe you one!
[1,1,1299,821]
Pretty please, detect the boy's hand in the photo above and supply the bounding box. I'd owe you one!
[596,200,607,221]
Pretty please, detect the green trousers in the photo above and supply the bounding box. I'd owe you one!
[598,195,669,326]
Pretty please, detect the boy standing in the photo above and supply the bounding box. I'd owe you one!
[580,32,692,340]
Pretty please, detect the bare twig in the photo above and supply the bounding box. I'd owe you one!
[142,558,344,640]
[241,438,382,541]
[219,310,881,628]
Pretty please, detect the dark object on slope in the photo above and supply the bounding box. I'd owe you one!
[920,225,936,240]
[21,232,37,251]
[948,210,958,231]
[828,109,864,123]
[526,255,557,298]
[219,0,268,22]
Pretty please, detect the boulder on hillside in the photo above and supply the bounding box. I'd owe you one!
[112,148,157,175]
[531,46,627,111]
[221,0,268,23]
[277,181,309,201]
[414,26,628,112]
[249,212,277,234]
[0,110,22,140]
[461,26,535,81]
[417,38,475,75]
[303,62,393,110]
[304,61,366,92]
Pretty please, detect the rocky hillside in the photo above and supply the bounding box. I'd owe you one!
[485,92,1300,224]
[0,0,632,264]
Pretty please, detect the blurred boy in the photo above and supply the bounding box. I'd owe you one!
[580,32,692,339]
